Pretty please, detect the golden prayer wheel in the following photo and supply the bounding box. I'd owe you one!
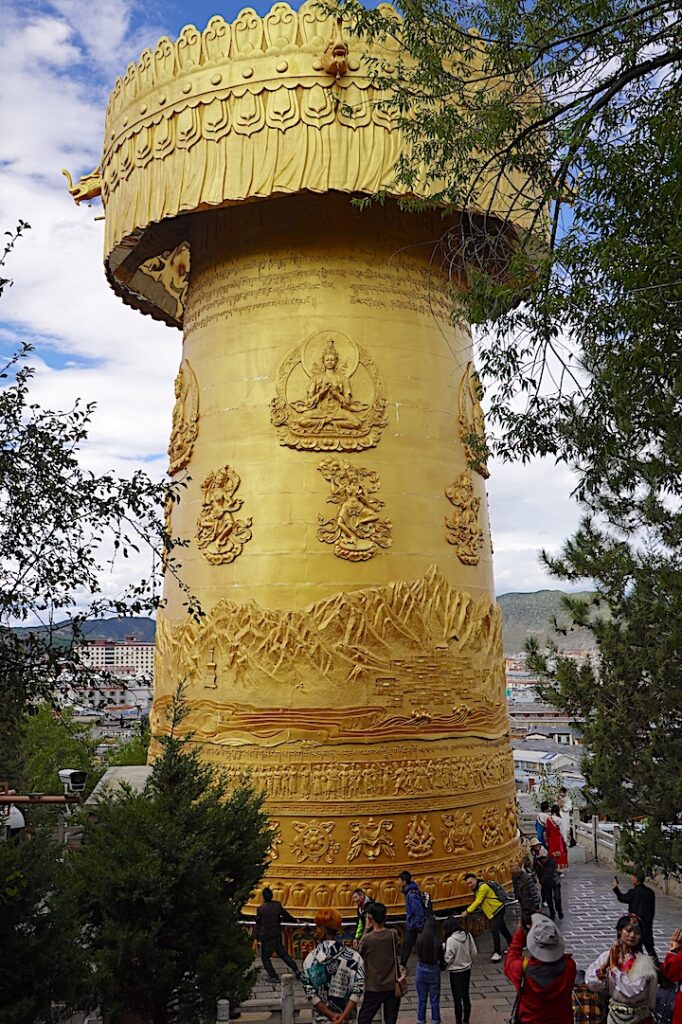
[75,1,534,916]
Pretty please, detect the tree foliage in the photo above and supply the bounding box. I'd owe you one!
[71,692,272,1024]
[15,704,102,797]
[333,0,682,870]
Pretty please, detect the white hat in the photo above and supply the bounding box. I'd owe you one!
[526,913,565,963]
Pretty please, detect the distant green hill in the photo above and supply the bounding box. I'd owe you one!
[497,590,597,655]
[14,616,156,644]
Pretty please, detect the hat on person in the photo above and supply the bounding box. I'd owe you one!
[529,837,541,847]
[526,913,565,962]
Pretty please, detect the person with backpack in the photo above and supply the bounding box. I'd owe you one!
[415,914,445,1024]
[660,927,682,1024]
[301,909,365,1024]
[461,872,512,962]
[398,870,426,968]
[504,913,576,1023]
[443,915,477,1024]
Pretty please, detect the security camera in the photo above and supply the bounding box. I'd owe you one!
[58,769,88,794]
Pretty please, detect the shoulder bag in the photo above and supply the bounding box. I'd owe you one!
[394,932,408,998]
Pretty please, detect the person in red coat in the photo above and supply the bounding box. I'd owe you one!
[504,913,577,1024]
[661,928,682,1024]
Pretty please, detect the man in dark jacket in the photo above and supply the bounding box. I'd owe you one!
[504,914,576,1024]
[534,851,563,921]
[511,862,541,926]
[399,870,426,968]
[255,887,301,982]
[613,872,657,959]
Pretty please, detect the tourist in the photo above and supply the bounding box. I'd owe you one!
[557,787,573,846]
[504,913,576,1023]
[398,870,426,968]
[357,901,401,1024]
[535,850,563,921]
[535,801,551,846]
[613,872,657,960]
[546,805,569,870]
[586,915,657,1024]
[352,888,371,946]
[301,909,365,1024]
[511,862,541,926]
[415,913,445,1024]
[255,887,301,983]
[443,915,477,1024]
[461,872,512,962]
[660,928,682,1024]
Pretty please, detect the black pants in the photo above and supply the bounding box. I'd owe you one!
[358,989,401,1024]
[641,922,657,960]
[541,882,563,919]
[449,970,471,1024]
[261,937,299,979]
[401,927,420,967]
[490,908,513,954]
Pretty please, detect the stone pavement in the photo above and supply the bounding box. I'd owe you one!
[251,860,682,1024]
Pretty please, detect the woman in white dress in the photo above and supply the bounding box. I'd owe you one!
[586,915,657,1024]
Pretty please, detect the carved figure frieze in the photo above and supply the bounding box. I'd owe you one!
[317,457,392,561]
[348,818,395,862]
[168,358,199,474]
[445,471,484,565]
[441,811,475,854]
[196,465,253,564]
[271,333,387,452]
[291,820,340,864]
[404,814,435,859]
[480,806,505,848]
[458,362,490,478]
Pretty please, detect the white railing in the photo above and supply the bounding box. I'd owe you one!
[576,816,619,864]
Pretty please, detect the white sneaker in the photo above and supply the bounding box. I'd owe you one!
[490,953,502,962]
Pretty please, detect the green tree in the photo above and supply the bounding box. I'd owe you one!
[333,0,682,873]
[0,827,88,1023]
[15,704,103,797]
[107,722,151,766]
[71,692,272,1024]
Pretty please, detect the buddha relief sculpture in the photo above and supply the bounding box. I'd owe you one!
[271,332,387,451]
[445,470,484,565]
[196,465,253,565]
[317,457,392,561]
[168,358,199,475]
[458,362,490,478]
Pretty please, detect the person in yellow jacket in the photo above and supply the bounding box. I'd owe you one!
[460,873,513,963]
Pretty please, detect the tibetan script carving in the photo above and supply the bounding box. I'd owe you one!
[291,820,340,864]
[271,333,387,452]
[317,457,392,561]
[196,465,252,564]
[458,362,490,478]
[168,358,199,474]
[348,818,395,862]
[404,814,435,859]
[445,471,484,565]
[441,811,475,853]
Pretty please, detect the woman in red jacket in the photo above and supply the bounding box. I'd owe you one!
[661,927,682,1024]
[504,914,576,1024]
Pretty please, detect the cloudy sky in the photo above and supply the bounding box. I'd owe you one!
[0,0,583,598]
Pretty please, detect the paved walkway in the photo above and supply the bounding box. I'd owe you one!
[251,860,682,1024]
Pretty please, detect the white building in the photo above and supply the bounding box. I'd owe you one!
[78,636,155,678]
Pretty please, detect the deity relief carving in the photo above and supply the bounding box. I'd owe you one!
[270,332,387,451]
[138,243,190,321]
[458,362,490,478]
[348,818,395,862]
[441,811,475,853]
[291,820,340,864]
[480,806,505,848]
[196,465,253,564]
[404,814,435,859]
[168,358,199,474]
[317,458,392,561]
[445,471,484,565]
[504,799,518,840]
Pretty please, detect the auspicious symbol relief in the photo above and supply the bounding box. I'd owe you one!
[196,465,253,564]
[270,333,387,451]
[291,820,340,864]
[168,358,199,474]
[445,471,484,565]
[404,814,436,859]
[441,811,475,853]
[480,806,505,848]
[348,818,395,862]
[317,458,392,561]
[268,822,283,861]
[458,362,490,478]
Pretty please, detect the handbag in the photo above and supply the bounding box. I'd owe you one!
[393,932,408,998]
[507,956,529,1024]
